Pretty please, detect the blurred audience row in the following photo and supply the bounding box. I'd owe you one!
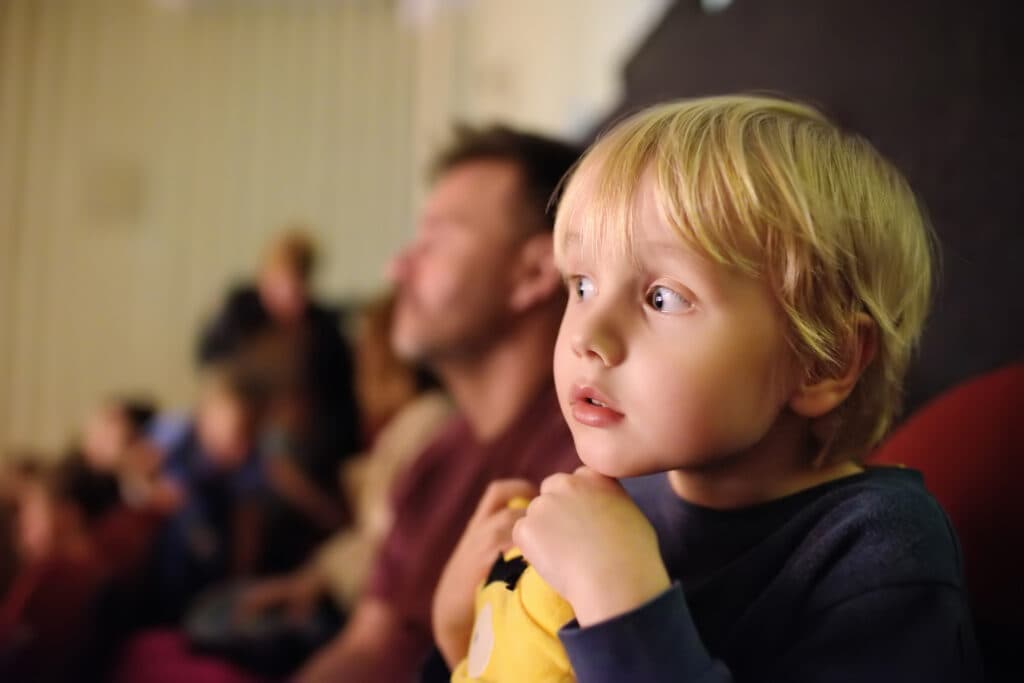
[1,229,453,681]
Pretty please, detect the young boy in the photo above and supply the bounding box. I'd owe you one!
[432,95,980,681]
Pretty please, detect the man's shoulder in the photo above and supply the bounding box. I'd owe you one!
[390,387,576,500]
[411,413,473,461]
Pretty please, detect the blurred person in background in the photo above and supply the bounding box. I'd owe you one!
[198,230,361,573]
[0,397,172,682]
[0,500,16,612]
[58,397,165,524]
[0,459,54,567]
[140,369,271,626]
[0,457,109,682]
[80,398,157,475]
[174,292,452,677]
[237,292,451,623]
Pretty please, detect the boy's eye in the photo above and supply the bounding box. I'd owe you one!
[646,285,692,313]
[570,275,596,301]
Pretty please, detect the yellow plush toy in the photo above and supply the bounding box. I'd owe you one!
[451,499,577,683]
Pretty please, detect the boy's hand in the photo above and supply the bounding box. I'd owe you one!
[514,466,670,627]
[431,479,538,667]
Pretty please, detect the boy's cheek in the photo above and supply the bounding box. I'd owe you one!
[551,341,576,399]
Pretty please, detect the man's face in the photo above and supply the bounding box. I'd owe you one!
[390,159,528,364]
[553,173,797,479]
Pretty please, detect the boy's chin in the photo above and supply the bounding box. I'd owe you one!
[575,444,651,480]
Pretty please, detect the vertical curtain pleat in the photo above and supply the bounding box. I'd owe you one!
[0,0,418,456]
[0,0,667,456]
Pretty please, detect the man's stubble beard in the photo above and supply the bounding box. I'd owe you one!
[393,305,511,371]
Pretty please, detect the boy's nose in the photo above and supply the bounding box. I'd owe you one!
[571,318,625,367]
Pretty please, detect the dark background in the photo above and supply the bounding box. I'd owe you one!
[601,0,1022,417]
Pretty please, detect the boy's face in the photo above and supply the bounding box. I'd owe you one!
[553,175,798,479]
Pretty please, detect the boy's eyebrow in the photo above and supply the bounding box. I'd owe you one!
[560,231,581,246]
[638,238,732,300]
[560,230,733,297]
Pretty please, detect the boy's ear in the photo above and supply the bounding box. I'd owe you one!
[788,314,878,418]
[508,233,562,312]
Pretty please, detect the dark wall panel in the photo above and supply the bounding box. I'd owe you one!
[604,0,1022,415]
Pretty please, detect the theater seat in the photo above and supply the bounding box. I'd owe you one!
[870,363,1024,682]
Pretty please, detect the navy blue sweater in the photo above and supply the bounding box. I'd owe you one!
[559,467,981,682]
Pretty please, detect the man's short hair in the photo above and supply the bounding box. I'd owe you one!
[432,125,581,234]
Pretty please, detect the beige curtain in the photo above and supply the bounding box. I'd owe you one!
[0,0,417,455]
[0,0,668,457]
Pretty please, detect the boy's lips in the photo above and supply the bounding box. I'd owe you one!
[569,384,624,427]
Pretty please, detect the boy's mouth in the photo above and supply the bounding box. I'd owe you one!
[569,384,624,427]
[570,384,618,409]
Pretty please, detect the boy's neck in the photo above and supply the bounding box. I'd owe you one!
[666,411,863,509]
[668,460,863,509]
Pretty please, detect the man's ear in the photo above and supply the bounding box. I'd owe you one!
[508,233,563,313]
[789,313,878,418]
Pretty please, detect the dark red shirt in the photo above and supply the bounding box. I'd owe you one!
[367,383,578,647]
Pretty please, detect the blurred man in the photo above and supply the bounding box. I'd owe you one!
[296,126,582,682]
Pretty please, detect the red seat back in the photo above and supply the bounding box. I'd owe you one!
[872,363,1024,621]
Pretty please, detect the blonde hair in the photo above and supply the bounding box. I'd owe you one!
[263,227,319,280]
[555,95,935,462]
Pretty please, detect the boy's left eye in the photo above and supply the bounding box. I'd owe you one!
[570,275,596,301]
[646,285,692,313]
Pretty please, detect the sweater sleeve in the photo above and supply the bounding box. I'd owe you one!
[777,583,980,683]
[558,582,980,683]
[558,584,733,683]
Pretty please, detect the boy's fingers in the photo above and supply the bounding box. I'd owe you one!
[539,472,572,495]
[573,466,622,489]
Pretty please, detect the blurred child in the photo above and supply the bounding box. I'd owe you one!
[179,294,451,677]
[80,398,157,473]
[143,369,268,624]
[0,459,108,682]
[237,293,450,622]
[198,230,361,525]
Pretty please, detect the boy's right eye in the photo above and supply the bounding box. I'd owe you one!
[568,275,596,301]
